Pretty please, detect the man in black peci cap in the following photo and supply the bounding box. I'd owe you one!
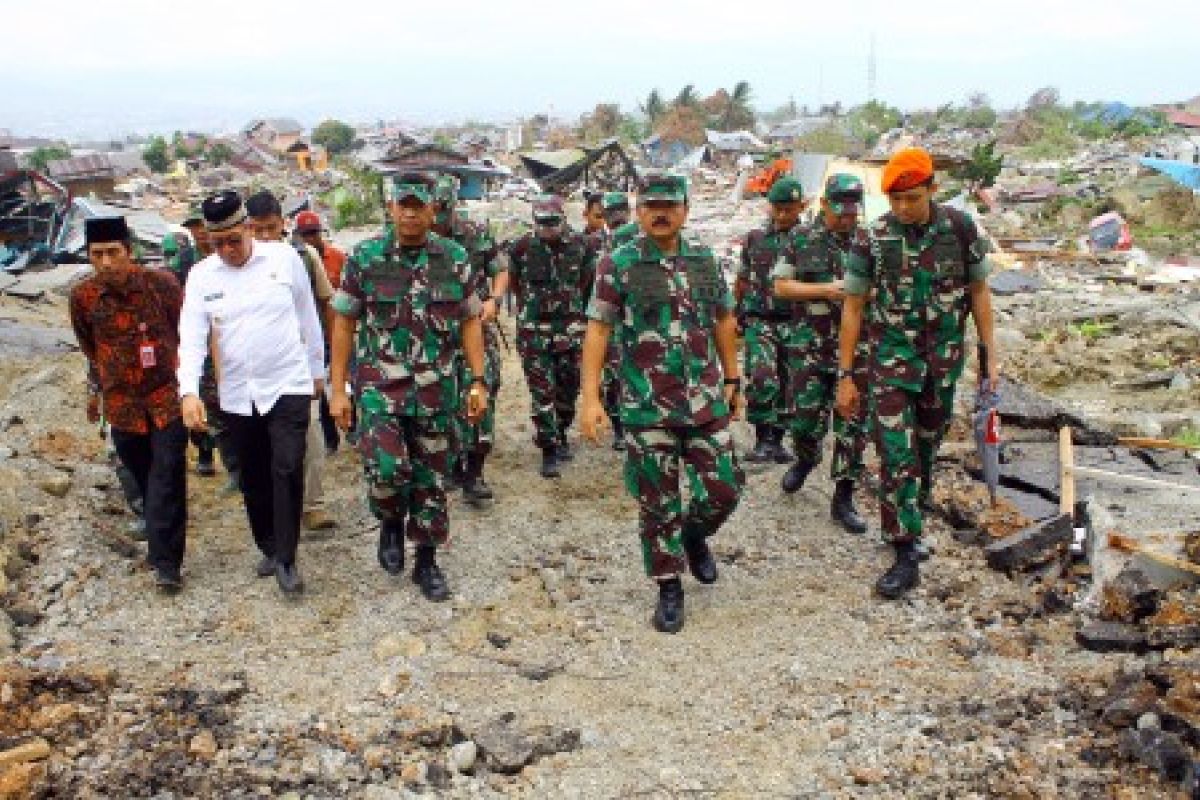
[177,191,326,596]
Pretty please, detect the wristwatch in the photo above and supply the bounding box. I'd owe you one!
[723,377,742,393]
[836,368,854,381]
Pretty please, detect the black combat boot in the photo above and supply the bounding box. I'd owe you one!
[540,447,560,478]
[780,459,814,494]
[462,452,493,504]
[681,521,718,584]
[769,427,793,464]
[918,478,935,512]
[444,458,465,491]
[377,517,405,575]
[413,545,450,602]
[745,425,774,464]
[556,433,574,462]
[611,418,626,451]
[875,542,920,599]
[830,479,868,534]
[652,577,685,633]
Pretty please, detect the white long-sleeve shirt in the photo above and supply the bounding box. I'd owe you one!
[177,240,324,415]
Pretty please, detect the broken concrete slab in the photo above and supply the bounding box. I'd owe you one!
[1100,566,1162,623]
[1076,620,1149,653]
[989,270,1047,296]
[985,513,1074,571]
[1146,626,1200,651]
[997,381,1115,445]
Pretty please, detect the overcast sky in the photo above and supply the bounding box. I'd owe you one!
[6,0,1198,140]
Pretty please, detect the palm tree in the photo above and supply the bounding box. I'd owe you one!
[720,81,755,131]
[639,89,666,124]
[673,85,698,109]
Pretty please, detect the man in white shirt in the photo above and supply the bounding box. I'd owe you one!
[178,190,325,595]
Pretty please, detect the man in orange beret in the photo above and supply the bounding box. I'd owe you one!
[834,147,998,599]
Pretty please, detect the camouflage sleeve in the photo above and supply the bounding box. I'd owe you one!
[332,250,366,319]
[461,253,484,319]
[843,230,874,296]
[716,260,735,312]
[736,234,752,281]
[769,240,796,281]
[961,216,994,283]
[488,248,510,277]
[586,254,621,325]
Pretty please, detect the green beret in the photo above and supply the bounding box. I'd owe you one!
[767,177,804,204]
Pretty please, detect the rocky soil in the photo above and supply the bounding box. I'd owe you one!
[0,193,1195,798]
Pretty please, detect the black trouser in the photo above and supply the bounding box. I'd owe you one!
[111,418,188,572]
[224,395,309,566]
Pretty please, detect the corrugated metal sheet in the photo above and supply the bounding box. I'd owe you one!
[44,154,117,180]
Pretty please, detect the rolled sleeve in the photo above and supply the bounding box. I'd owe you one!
[586,255,621,324]
[843,236,873,297]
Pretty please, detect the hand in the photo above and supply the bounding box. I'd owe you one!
[181,395,208,431]
[86,394,101,425]
[986,359,1001,393]
[329,391,353,432]
[313,378,325,399]
[825,280,846,302]
[580,396,609,445]
[834,376,859,420]
[481,298,498,324]
[466,382,488,424]
[724,383,743,420]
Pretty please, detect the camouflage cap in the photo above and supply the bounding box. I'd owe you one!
[182,204,205,227]
[766,176,804,204]
[433,174,459,205]
[389,172,434,204]
[639,171,687,203]
[531,194,565,218]
[824,173,864,215]
[601,191,630,211]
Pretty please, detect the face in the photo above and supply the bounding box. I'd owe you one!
[887,182,935,225]
[87,241,134,273]
[533,214,564,242]
[636,199,688,241]
[604,208,630,229]
[209,224,253,266]
[820,200,860,234]
[583,203,605,233]
[389,197,434,240]
[247,214,286,242]
[185,223,211,255]
[769,200,805,230]
[298,229,323,252]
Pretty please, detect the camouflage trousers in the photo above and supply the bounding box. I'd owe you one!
[870,373,957,543]
[787,355,870,483]
[357,395,452,546]
[743,317,793,427]
[456,327,503,458]
[624,421,745,578]
[600,342,621,420]
[516,324,580,450]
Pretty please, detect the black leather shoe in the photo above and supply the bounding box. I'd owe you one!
[378,519,405,575]
[683,534,718,584]
[918,481,935,512]
[154,566,182,593]
[556,438,574,462]
[255,555,277,578]
[831,479,868,534]
[744,425,773,464]
[781,459,814,494]
[770,427,793,464]
[540,448,560,478]
[444,462,464,491]
[652,577,685,633]
[276,561,304,595]
[413,546,450,602]
[875,545,920,599]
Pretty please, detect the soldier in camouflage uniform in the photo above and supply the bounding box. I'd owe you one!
[737,176,806,465]
[583,191,606,237]
[599,191,633,450]
[431,175,509,504]
[581,172,745,634]
[771,174,870,534]
[836,148,998,598]
[328,173,488,601]
[506,195,600,478]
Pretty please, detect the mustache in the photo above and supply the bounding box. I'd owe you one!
[651,216,669,226]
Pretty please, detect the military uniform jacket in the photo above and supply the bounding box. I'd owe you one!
[587,233,735,429]
[507,229,598,329]
[611,222,639,250]
[333,232,482,417]
[844,204,992,390]
[442,217,506,297]
[737,223,797,319]
[770,218,858,366]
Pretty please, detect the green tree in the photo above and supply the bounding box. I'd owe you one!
[143,136,171,173]
[673,84,699,109]
[312,119,356,155]
[206,142,234,166]
[27,145,71,172]
[639,89,666,124]
[848,100,902,147]
[714,81,755,131]
[959,91,998,129]
[951,139,1004,190]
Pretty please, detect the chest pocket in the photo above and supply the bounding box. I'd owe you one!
[526,248,554,283]
[931,233,965,282]
[364,261,409,327]
[685,255,723,305]
[627,264,670,324]
[794,239,834,281]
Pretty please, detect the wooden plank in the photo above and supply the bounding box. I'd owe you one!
[1118,437,1200,452]
[1108,533,1200,578]
[1059,426,1075,516]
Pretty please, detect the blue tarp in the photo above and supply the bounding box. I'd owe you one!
[1139,157,1200,191]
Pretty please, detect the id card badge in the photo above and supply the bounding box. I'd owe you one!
[139,344,157,368]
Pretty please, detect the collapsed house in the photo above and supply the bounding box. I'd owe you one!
[519,138,638,194]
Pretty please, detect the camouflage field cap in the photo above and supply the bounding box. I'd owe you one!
[433,174,459,205]
[766,176,804,204]
[601,191,630,211]
[824,174,864,215]
[639,171,687,203]
[389,172,434,204]
[531,194,565,220]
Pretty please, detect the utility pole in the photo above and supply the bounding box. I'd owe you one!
[868,33,877,103]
